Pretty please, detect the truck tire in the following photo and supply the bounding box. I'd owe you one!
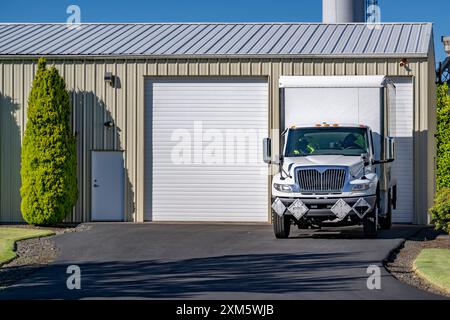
[363,200,378,238]
[379,190,393,230]
[272,211,291,239]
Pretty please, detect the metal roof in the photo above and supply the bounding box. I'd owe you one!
[0,22,433,58]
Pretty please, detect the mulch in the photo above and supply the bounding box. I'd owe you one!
[385,227,450,298]
[0,224,88,289]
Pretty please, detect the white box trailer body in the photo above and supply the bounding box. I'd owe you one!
[279,75,396,162]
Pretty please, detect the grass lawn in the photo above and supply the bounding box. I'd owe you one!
[0,227,55,265]
[414,248,450,294]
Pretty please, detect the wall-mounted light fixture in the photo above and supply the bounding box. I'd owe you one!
[104,71,116,87]
[399,58,408,67]
[104,120,115,129]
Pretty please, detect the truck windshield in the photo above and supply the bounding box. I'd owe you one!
[285,127,369,157]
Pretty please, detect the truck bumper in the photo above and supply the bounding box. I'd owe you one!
[272,195,377,220]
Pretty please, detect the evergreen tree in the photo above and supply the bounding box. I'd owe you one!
[20,58,78,225]
[436,83,450,190]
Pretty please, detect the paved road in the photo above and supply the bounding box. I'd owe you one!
[0,223,443,299]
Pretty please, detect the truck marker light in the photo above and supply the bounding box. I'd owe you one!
[332,123,339,127]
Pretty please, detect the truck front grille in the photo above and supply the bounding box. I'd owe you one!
[297,168,346,192]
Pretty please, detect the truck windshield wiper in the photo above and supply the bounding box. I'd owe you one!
[279,156,292,180]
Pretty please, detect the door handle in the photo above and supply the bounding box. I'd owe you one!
[93,184,100,187]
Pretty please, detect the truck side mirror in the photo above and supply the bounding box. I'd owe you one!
[361,153,370,166]
[263,138,272,164]
[377,137,395,164]
[372,158,394,165]
[388,137,395,161]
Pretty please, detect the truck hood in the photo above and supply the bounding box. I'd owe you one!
[284,155,363,169]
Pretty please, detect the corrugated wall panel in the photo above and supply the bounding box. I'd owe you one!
[11,63,22,221]
[81,62,90,223]
[417,60,431,224]
[136,61,146,222]
[0,63,7,221]
[1,63,14,222]
[74,61,84,222]
[0,57,434,224]
[126,61,137,222]
[335,60,346,75]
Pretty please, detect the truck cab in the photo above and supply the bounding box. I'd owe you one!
[264,76,397,238]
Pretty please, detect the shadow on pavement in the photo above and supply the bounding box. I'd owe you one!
[289,224,425,240]
[1,252,373,299]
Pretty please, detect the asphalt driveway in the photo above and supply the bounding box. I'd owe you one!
[0,223,443,299]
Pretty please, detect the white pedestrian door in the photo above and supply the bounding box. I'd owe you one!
[145,77,269,222]
[390,78,414,223]
[91,151,124,221]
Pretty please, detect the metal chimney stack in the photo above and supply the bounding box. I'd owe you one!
[322,0,366,23]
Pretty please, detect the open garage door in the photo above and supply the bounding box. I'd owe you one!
[145,77,269,222]
[391,77,414,223]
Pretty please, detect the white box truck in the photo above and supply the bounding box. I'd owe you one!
[263,76,397,238]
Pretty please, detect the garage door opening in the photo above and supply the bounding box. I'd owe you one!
[390,77,414,223]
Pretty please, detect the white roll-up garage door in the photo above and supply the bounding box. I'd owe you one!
[390,77,414,223]
[145,77,269,222]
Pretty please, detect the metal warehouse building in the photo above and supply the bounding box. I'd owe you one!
[0,22,436,224]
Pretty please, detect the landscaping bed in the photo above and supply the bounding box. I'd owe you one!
[0,227,55,265]
[0,224,86,289]
[385,227,450,298]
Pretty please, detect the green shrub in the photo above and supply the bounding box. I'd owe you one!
[20,58,78,225]
[436,83,450,190]
[430,188,450,234]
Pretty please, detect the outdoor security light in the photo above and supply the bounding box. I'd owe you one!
[399,58,408,67]
[104,71,115,86]
[104,120,114,129]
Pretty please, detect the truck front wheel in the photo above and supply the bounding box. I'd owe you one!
[272,211,291,239]
[363,200,379,238]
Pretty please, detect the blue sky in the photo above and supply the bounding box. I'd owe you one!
[0,0,448,62]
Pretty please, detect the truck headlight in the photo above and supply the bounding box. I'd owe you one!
[274,184,294,192]
[351,182,372,191]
